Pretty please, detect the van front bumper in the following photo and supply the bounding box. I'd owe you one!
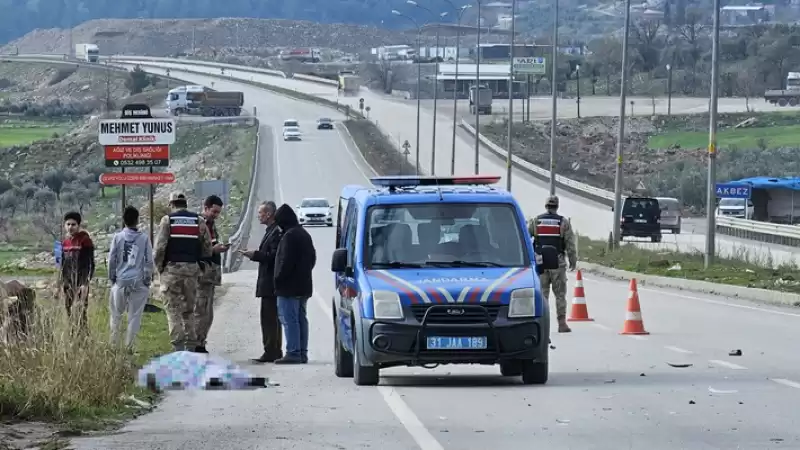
[361,304,548,366]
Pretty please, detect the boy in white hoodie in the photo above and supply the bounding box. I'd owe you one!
[108,206,154,347]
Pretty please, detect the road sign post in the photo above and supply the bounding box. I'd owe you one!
[99,104,176,242]
[512,57,547,75]
[401,140,411,175]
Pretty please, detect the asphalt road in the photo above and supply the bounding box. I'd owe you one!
[113,59,798,268]
[67,65,800,450]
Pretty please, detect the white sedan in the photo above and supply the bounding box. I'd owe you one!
[283,126,302,141]
[296,198,334,227]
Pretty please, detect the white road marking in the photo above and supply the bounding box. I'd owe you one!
[592,323,612,331]
[581,276,800,319]
[313,292,445,450]
[772,378,800,389]
[336,125,376,181]
[708,359,748,370]
[664,345,694,354]
[378,386,446,450]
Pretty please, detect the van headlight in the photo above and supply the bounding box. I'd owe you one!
[509,288,535,318]
[372,290,404,319]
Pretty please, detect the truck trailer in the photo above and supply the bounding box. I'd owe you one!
[338,71,361,96]
[166,86,244,116]
[764,72,800,106]
[469,85,493,114]
[75,44,99,63]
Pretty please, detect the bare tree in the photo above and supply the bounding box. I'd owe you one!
[33,188,56,213]
[675,9,707,94]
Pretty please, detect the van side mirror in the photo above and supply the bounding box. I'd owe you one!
[331,248,349,273]
[538,245,560,271]
[610,206,614,212]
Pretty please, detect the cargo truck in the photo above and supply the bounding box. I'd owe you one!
[469,85,493,114]
[75,43,99,63]
[764,72,800,106]
[166,85,244,116]
[338,71,361,96]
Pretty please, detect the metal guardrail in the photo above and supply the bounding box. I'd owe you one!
[110,55,339,86]
[461,119,800,247]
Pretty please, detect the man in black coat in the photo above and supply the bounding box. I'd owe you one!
[240,201,284,363]
[272,203,316,364]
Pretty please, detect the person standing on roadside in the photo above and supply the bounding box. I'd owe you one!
[60,211,95,332]
[154,192,213,352]
[240,201,284,363]
[528,195,577,333]
[272,203,316,365]
[108,205,154,348]
[194,195,230,354]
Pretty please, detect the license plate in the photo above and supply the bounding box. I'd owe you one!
[426,336,487,350]
[634,219,647,223]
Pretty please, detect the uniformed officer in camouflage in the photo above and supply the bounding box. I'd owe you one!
[154,192,213,351]
[528,195,577,333]
[194,195,230,354]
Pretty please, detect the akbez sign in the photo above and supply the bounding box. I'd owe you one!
[98,118,176,145]
[104,144,170,167]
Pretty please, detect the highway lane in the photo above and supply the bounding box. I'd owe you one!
[70,65,800,450]
[115,59,797,268]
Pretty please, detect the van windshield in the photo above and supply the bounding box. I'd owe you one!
[719,198,745,207]
[365,203,529,268]
[284,121,299,127]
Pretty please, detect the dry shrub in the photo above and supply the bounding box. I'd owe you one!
[0,276,141,422]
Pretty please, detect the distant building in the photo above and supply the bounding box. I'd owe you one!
[721,4,772,25]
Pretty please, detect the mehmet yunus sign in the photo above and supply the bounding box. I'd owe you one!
[98,118,176,146]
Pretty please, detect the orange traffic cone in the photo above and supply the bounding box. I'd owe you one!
[620,278,649,335]
[568,270,593,322]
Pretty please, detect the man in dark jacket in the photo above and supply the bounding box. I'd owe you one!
[241,201,283,363]
[60,211,95,331]
[272,203,316,364]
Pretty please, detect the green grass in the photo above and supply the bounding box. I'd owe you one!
[648,124,800,150]
[0,279,171,431]
[0,118,76,147]
[578,235,800,296]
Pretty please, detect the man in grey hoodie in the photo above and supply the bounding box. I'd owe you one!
[108,206,154,347]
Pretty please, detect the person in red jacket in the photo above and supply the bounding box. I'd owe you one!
[60,211,95,331]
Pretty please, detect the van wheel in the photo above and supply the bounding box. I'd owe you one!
[333,313,353,378]
[500,360,523,376]
[651,235,662,243]
[352,328,379,386]
[521,360,548,385]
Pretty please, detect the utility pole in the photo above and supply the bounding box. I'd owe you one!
[612,0,632,247]
[506,0,516,191]
[705,0,721,268]
[548,0,559,194]
[474,0,483,175]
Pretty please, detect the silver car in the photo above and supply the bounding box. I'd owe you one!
[656,197,682,234]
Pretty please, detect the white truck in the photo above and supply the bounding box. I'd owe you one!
[469,85,493,114]
[764,72,800,106]
[75,44,99,63]
[166,85,244,117]
[338,71,361,96]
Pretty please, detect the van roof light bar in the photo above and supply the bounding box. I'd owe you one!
[370,175,502,188]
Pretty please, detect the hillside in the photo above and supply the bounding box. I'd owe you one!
[1,18,410,56]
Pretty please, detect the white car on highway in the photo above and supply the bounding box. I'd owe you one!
[283,126,302,141]
[296,198,333,226]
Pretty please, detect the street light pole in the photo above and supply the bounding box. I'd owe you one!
[393,10,423,174]
[474,0,483,174]
[448,5,472,175]
[576,64,581,119]
[506,0,516,191]
[612,0,632,246]
[705,0,721,268]
[666,63,673,116]
[548,0,559,194]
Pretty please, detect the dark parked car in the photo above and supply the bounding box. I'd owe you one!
[317,117,334,130]
[618,196,662,243]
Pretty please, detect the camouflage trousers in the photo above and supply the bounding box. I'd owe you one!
[194,282,215,346]
[160,262,200,351]
[539,267,568,318]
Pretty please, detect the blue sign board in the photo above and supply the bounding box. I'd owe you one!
[715,183,751,199]
[54,241,62,268]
